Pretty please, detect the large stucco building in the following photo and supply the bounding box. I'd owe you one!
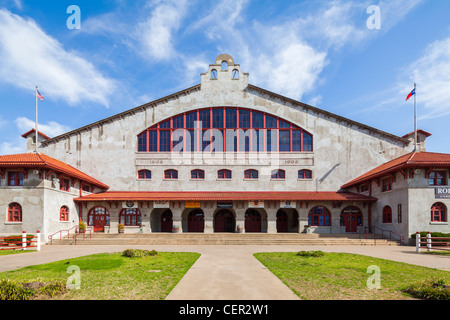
[1,54,449,244]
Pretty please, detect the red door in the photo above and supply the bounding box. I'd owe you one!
[245,210,261,232]
[215,210,235,232]
[276,211,288,233]
[161,210,173,232]
[341,206,362,233]
[88,207,110,232]
[188,210,204,232]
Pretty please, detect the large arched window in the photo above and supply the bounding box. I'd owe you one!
[119,208,142,226]
[382,206,392,223]
[431,202,447,222]
[60,206,69,221]
[308,206,330,226]
[137,107,313,153]
[8,203,22,222]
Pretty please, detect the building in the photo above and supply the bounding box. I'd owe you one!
[1,54,448,244]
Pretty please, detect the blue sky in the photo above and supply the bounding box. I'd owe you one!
[0,0,449,155]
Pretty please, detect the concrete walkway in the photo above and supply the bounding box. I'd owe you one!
[0,244,449,300]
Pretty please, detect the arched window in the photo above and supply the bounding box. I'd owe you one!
[60,206,69,221]
[244,169,258,180]
[431,202,447,222]
[211,69,218,79]
[164,169,178,179]
[137,107,313,153]
[191,169,205,180]
[221,61,228,70]
[271,169,285,179]
[218,169,232,179]
[138,170,151,179]
[308,206,330,226]
[232,69,239,79]
[119,208,142,226]
[87,206,110,231]
[382,206,392,223]
[298,169,312,179]
[8,203,22,222]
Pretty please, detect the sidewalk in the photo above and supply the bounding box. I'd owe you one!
[0,244,448,300]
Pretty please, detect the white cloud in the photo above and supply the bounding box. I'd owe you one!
[15,117,71,138]
[0,138,26,155]
[0,9,116,107]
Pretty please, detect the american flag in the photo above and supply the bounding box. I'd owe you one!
[36,89,44,102]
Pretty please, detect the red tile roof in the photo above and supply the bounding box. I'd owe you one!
[21,129,51,140]
[342,151,450,189]
[74,191,376,202]
[402,129,432,138]
[0,153,109,189]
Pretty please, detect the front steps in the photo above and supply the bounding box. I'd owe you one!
[50,233,401,246]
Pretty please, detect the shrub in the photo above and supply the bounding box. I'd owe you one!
[296,250,325,257]
[402,278,450,300]
[122,249,158,258]
[0,279,66,300]
[3,235,34,246]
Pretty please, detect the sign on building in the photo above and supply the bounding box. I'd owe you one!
[154,200,170,208]
[280,200,296,208]
[122,201,138,208]
[435,187,450,199]
[217,202,233,208]
[248,200,264,208]
[185,201,201,208]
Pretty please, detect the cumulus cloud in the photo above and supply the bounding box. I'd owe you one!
[0,9,116,107]
[15,117,71,138]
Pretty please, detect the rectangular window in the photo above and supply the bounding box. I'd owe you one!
[8,172,23,186]
[252,112,264,128]
[198,109,210,128]
[359,184,369,193]
[381,178,392,192]
[159,131,171,152]
[186,112,197,129]
[148,131,157,152]
[397,204,402,223]
[292,130,301,152]
[303,133,312,151]
[60,178,70,191]
[279,130,290,152]
[173,115,184,128]
[226,109,237,128]
[138,133,147,152]
[429,171,446,186]
[239,109,250,128]
[265,115,277,128]
[212,109,224,128]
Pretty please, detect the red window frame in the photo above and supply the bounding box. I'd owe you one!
[164,169,178,179]
[218,169,232,179]
[8,203,22,222]
[137,107,313,153]
[381,178,392,192]
[119,208,142,226]
[271,169,285,179]
[60,178,70,191]
[191,169,205,180]
[431,202,447,222]
[298,169,312,179]
[308,206,331,226]
[244,169,258,179]
[429,171,447,186]
[138,170,152,179]
[382,206,392,223]
[60,206,69,221]
[8,171,23,186]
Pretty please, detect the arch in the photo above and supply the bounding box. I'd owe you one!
[382,206,392,223]
[308,206,331,226]
[340,206,362,232]
[60,206,69,221]
[87,206,110,232]
[221,61,228,70]
[161,209,173,232]
[119,208,142,226]
[8,202,22,222]
[431,202,447,222]
[188,209,205,232]
[138,169,151,179]
[137,107,313,153]
[298,169,312,179]
[218,169,232,179]
[245,209,261,232]
[244,169,258,179]
[191,169,205,180]
[232,69,239,79]
[214,209,235,232]
[211,69,218,79]
[164,169,178,179]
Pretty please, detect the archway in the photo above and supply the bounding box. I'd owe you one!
[340,206,362,232]
[245,209,261,232]
[276,210,288,233]
[87,206,110,232]
[188,209,205,232]
[214,209,235,232]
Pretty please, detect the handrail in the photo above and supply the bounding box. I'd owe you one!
[370,226,404,243]
[48,225,79,245]
[73,229,92,245]
[358,228,378,245]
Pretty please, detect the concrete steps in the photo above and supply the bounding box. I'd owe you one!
[50,233,400,246]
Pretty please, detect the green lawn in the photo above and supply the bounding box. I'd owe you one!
[0,251,200,300]
[254,251,450,300]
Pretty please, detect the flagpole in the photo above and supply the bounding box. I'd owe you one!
[35,85,38,153]
[414,82,417,152]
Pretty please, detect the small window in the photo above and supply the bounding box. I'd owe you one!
[431,202,447,222]
[82,185,91,192]
[381,177,392,192]
[271,169,285,179]
[244,169,258,180]
[232,69,239,79]
[429,171,447,186]
[60,178,70,192]
[191,169,205,180]
[218,169,232,179]
[60,206,69,221]
[8,203,22,222]
[211,69,218,79]
[382,206,392,223]
[164,169,178,180]
[8,171,23,186]
[397,204,402,223]
[359,183,369,193]
[298,169,312,179]
[138,170,152,179]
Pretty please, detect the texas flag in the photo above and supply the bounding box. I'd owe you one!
[406,88,415,101]
[36,89,44,102]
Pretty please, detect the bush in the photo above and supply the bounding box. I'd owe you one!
[0,279,66,300]
[122,249,158,258]
[402,278,450,300]
[296,250,325,257]
[3,235,34,246]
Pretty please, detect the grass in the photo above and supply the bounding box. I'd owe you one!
[254,251,450,300]
[0,251,200,300]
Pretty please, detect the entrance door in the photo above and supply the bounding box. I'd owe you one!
[245,210,261,232]
[88,206,110,232]
[188,209,204,232]
[276,210,288,233]
[341,206,362,233]
[215,210,235,232]
[161,210,173,232]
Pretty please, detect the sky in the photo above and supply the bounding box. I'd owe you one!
[0,0,449,155]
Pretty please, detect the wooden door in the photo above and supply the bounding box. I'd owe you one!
[215,210,235,232]
[161,210,173,232]
[245,210,261,232]
[188,210,204,232]
[277,211,288,233]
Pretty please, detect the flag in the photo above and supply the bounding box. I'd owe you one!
[406,88,415,101]
[36,89,44,102]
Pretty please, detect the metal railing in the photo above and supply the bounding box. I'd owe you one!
[48,226,78,245]
[358,226,404,245]
[73,229,92,245]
